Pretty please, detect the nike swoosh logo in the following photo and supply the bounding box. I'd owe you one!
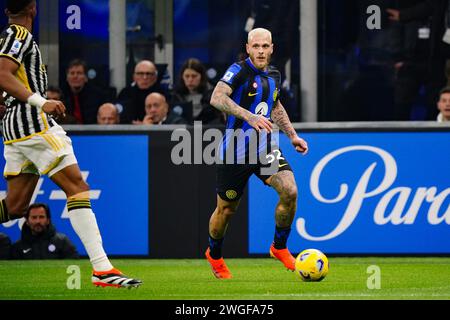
[23,248,32,254]
[248,92,259,97]
[279,164,289,168]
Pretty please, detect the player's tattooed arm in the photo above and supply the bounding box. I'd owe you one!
[211,81,272,132]
[210,81,253,120]
[272,100,309,154]
[271,100,297,139]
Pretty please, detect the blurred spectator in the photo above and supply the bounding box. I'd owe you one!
[118,60,170,124]
[0,232,11,260]
[10,203,79,260]
[46,85,63,101]
[97,103,120,125]
[387,0,450,120]
[134,92,186,125]
[171,58,225,125]
[46,85,76,124]
[61,59,109,124]
[437,87,450,122]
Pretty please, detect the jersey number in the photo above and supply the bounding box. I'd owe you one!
[266,150,285,164]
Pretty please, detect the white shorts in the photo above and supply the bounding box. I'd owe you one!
[3,125,78,178]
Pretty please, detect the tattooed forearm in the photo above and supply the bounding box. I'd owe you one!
[271,101,297,139]
[210,82,253,121]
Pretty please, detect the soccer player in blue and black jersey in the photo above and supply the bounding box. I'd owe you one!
[205,28,309,279]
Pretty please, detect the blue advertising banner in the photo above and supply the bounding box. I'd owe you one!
[249,132,450,254]
[0,135,149,255]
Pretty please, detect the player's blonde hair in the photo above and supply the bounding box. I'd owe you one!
[248,28,272,44]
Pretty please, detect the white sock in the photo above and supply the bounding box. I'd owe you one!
[68,208,113,272]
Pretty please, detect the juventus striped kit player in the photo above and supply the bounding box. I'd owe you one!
[0,0,141,288]
[0,24,54,144]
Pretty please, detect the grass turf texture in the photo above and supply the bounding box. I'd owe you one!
[0,257,449,300]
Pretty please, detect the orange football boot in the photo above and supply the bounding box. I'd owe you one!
[205,248,232,279]
[270,243,296,271]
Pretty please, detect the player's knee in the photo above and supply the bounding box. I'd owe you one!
[281,186,298,204]
[218,205,237,218]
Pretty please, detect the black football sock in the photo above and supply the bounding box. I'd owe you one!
[273,226,291,250]
[208,236,224,260]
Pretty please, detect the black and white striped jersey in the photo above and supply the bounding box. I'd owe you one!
[0,24,55,144]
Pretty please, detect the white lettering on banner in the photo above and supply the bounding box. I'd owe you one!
[373,187,450,225]
[0,172,100,230]
[297,146,450,241]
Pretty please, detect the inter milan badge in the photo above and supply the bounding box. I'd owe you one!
[226,190,238,200]
[253,82,258,89]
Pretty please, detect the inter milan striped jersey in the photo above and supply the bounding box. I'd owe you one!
[0,24,55,144]
[219,58,281,163]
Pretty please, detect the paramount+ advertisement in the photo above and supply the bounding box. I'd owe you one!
[249,132,450,254]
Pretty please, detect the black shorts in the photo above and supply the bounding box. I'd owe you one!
[216,149,293,202]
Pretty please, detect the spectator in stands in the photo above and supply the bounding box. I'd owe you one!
[62,59,109,124]
[97,103,120,125]
[10,203,79,260]
[437,87,450,122]
[46,85,63,101]
[0,232,11,259]
[134,92,186,125]
[118,60,170,124]
[171,58,225,124]
[47,85,77,124]
[387,0,450,120]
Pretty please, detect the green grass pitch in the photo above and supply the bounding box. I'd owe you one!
[0,257,449,300]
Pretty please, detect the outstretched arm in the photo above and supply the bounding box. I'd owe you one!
[210,81,273,132]
[271,100,308,154]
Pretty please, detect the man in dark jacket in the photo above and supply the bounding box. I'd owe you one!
[387,0,450,120]
[10,203,79,260]
[117,60,170,124]
[61,59,110,124]
[134,92,187,125]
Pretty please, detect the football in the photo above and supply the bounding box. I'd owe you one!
[295,249,329,282]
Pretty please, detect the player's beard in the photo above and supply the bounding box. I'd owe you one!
[253,54,271,70]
